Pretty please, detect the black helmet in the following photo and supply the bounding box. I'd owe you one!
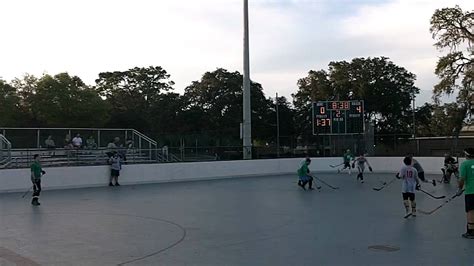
[464,148,474,158]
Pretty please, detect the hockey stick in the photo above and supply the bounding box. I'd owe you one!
[375,175,387,185]
[329,163,344,168]
[419,190,464,215]
[21,186,33,198]
[295,180,321,190]
[418,188,445,199]
[312,175,339,190]
[372,177,396,191]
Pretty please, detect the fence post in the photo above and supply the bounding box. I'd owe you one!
[37,129,40,148]
[97,130,101,148]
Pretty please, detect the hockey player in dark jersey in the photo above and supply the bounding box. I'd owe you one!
[408,155,427,183]
[442,153,459,183]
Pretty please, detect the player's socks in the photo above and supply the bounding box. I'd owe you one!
[404,200,410,215]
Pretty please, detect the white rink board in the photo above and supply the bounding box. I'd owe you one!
[0,157,454,193]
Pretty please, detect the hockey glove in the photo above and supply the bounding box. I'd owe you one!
[395,173,400,179]
[415,183,421,191]
[456,188,464,197]
[351,163,355,168]
[369,166,373,172]
[41,170,46,175]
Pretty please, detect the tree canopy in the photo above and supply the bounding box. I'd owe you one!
[430,6,473,130]
[293,57,419,138]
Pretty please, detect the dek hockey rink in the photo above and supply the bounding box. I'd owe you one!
[0,173,473,266]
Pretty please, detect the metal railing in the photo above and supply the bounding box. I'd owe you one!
[0,134,12,168]
[6,147,171,169]
[0,127,158,151]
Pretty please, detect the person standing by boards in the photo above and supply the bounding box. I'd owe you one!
[30,154,46,206]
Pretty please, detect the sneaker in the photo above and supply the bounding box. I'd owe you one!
[462,232,474,239]
[109,182,114,186]
[115,182,120,186]
[31,198,39,206]
[298,182,306,190]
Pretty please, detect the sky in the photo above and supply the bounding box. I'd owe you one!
[0,0,472,107]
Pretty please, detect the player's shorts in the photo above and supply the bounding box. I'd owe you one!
[402,193,415,201]
[111,169,120,177]
[465,194,474,212]
[299,175,313,182]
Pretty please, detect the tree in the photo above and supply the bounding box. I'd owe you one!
[292,70,332,136]
[11,74,41,126]
[95,66,175,132]
[414,103,434,136]
[31,73,109,127]
[430,6,473,131]
[293,57,419,139]
[183,68,275,145]
[148,92,186,135]
[0,79,22,126]
[274,96,296,147]
[430,103,466,136]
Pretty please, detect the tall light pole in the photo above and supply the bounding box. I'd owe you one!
[243,0,252,159]
[276,93,280,157]
[412,93,416,139]
[412,93,418,154]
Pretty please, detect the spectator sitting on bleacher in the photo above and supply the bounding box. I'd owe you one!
[64,134,73,149]
[72,134,83,149]
[45,135,56,149]
[86,136,97,149]
[126,138,133,149]
[114,137,127,161]
[106,139,117,158]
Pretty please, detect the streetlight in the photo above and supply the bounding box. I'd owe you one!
[276,93,280,157]
[242,0,252,159]
[412,93,416,139]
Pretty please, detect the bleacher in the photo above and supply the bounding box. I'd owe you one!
[0,128,181,169]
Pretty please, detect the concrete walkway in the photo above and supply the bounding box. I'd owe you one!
[0,173,472,265]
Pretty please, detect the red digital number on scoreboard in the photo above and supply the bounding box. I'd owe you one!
[316,118,331,127]
[330,101,350,110]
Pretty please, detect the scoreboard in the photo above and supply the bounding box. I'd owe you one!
[312,100,364,135]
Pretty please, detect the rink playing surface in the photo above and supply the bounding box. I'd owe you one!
[0,173,473,266]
